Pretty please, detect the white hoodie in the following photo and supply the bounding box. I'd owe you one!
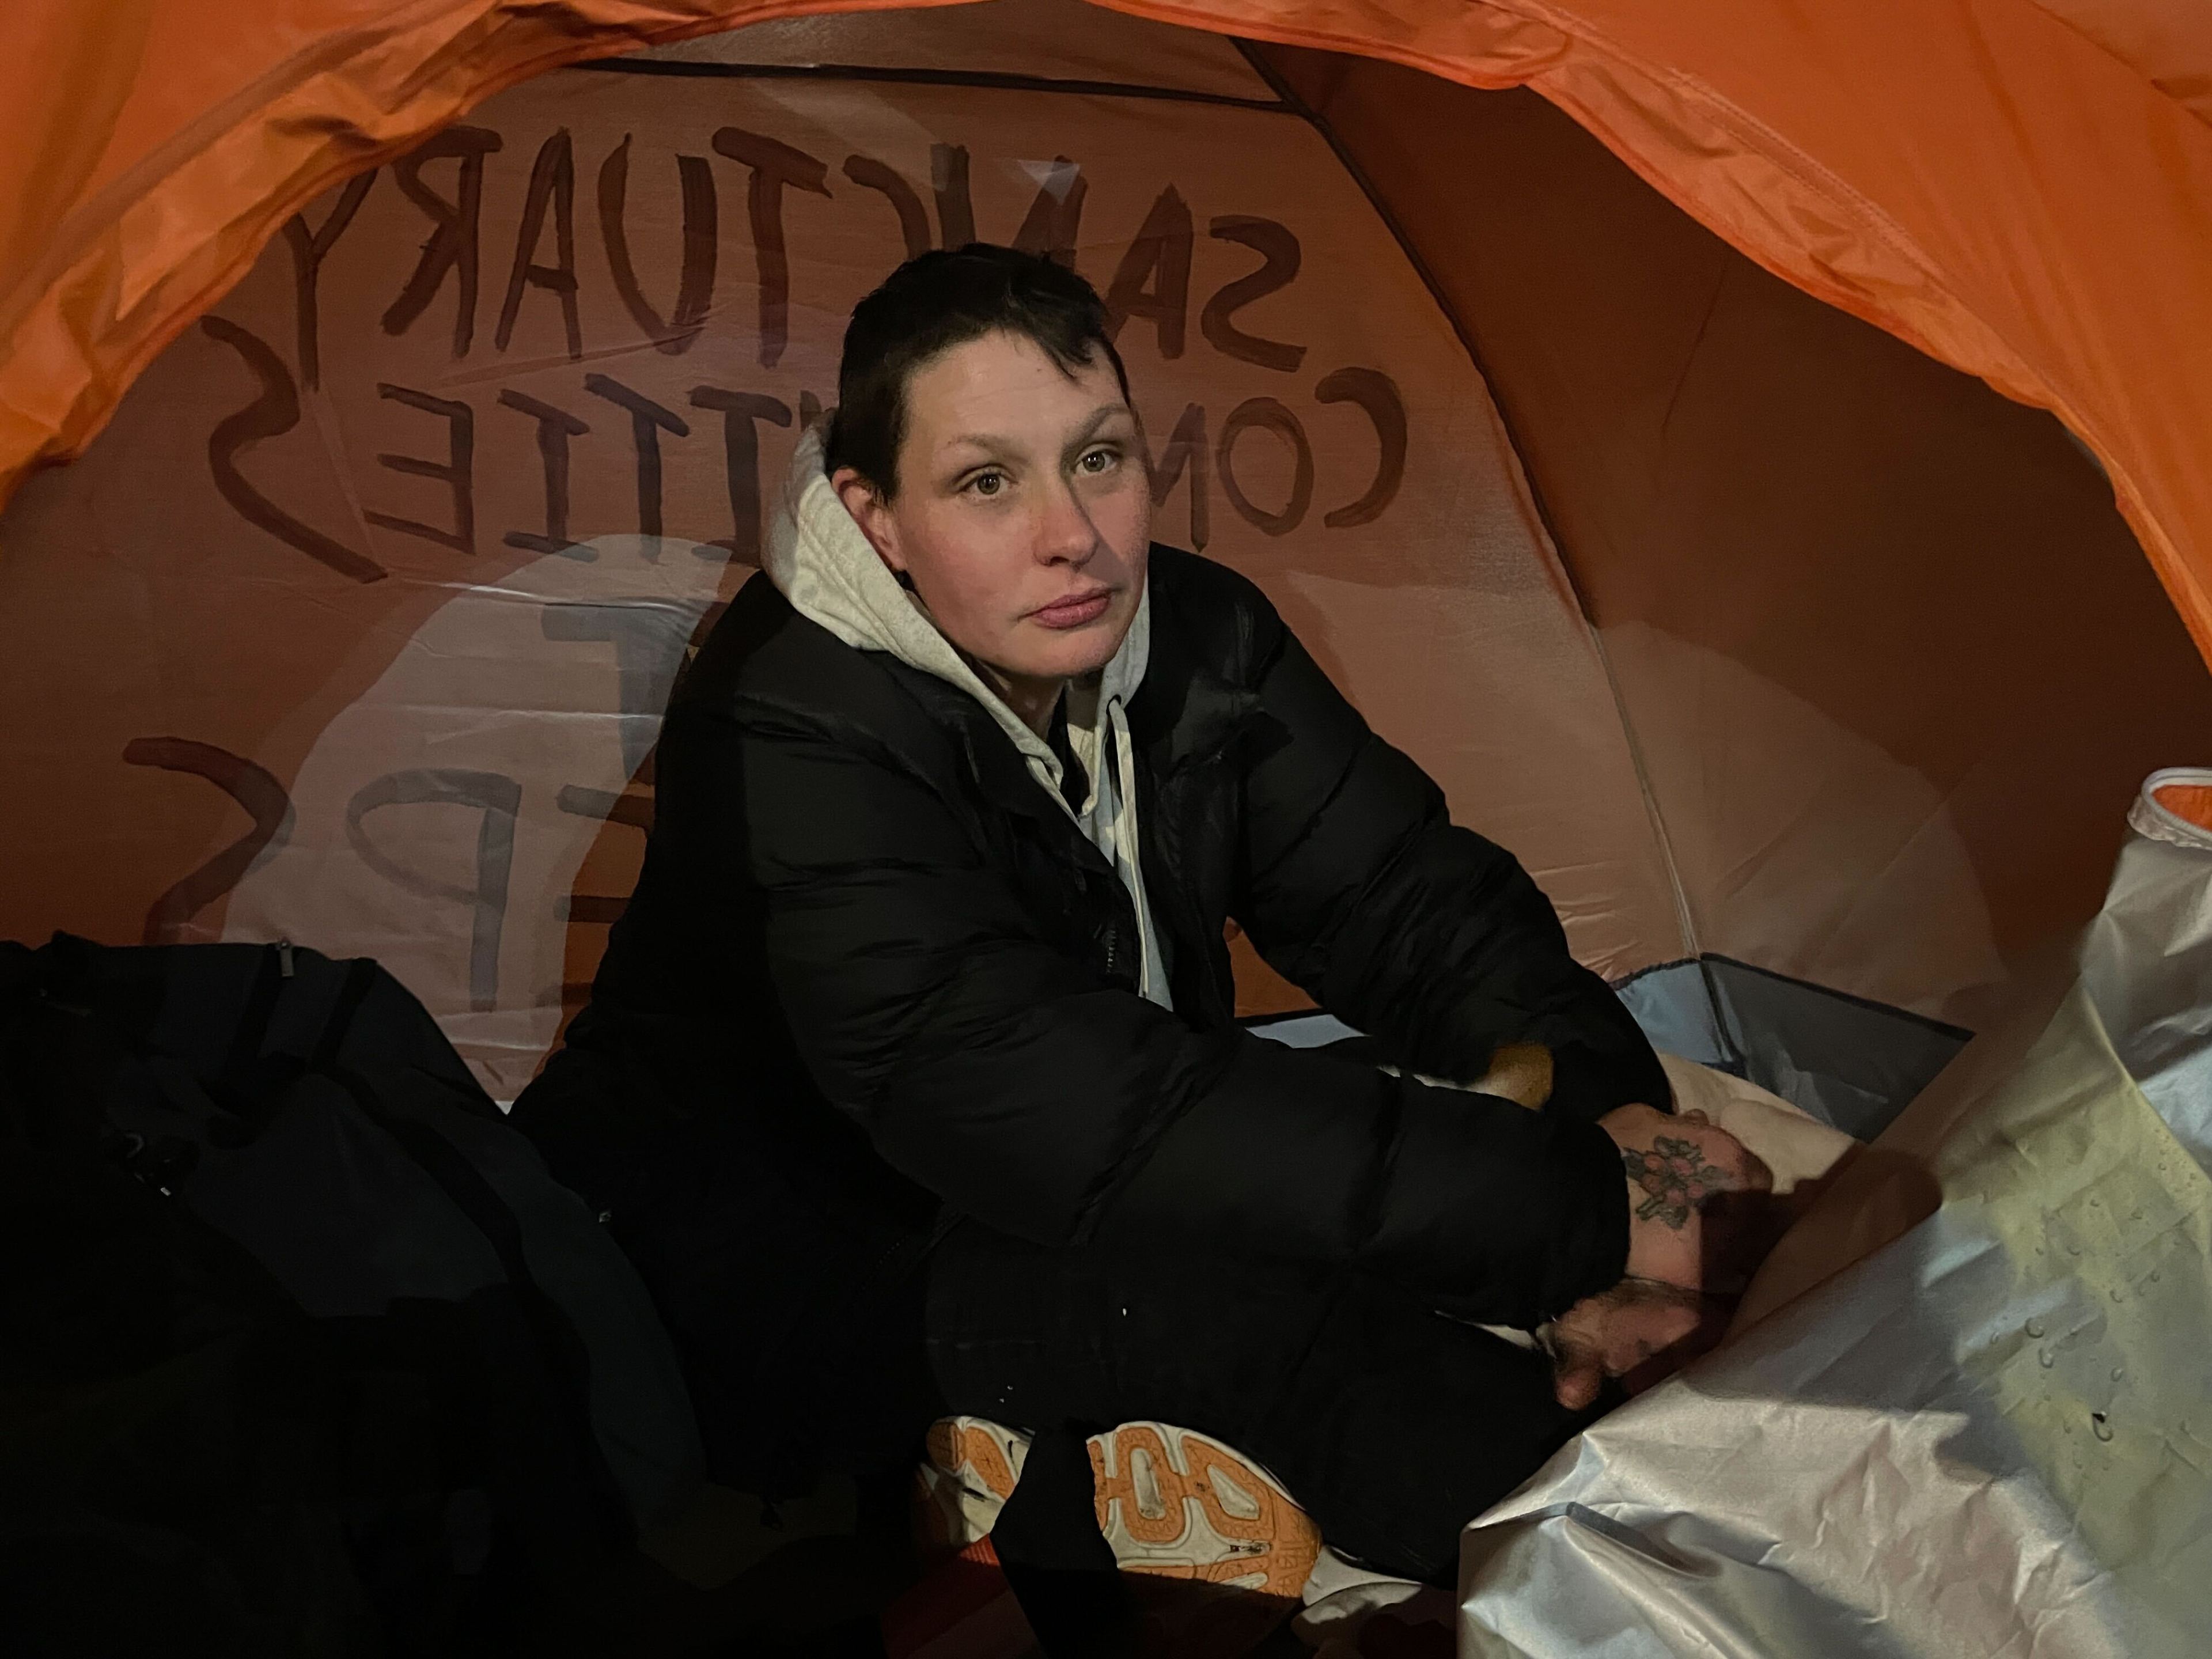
[761,425,1173,1009]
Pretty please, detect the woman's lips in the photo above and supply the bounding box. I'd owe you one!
[1030,589,1112,630]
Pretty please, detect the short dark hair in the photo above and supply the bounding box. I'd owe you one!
[825,244,1131,497]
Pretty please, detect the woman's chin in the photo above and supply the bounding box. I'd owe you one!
[1006,618,1127,681]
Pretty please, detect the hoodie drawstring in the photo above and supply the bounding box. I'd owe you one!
[1027,693,1166,1010]
[1106,695,1166,1007]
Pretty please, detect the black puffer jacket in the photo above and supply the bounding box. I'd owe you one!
[520,545,1665,1374]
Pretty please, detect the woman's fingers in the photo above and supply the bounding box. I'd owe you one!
[1553,1353,1604,1412]
[1604,1282,1703,1366]
[1545,1279,1708,1408]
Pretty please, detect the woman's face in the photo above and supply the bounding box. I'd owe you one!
[832,329,1151,701]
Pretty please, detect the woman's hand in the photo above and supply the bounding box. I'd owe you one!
[1540,1104,1781,1408]
[1598,1103,1773,1293]
[1542,1278,1711,1411]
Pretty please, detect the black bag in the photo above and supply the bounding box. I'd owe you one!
[0,933,704,1656]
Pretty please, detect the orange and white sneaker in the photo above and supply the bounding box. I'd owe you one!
[910,1416,1323,1656]
[1086,1421,1322,1605]
[915,1415,1028,1554]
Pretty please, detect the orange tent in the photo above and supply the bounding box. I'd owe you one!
[3,0,2209,1108]
[9,1,2212,618]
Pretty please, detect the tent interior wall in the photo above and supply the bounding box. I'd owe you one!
[2,0,2207,1119]
[1260,44,2212,1031]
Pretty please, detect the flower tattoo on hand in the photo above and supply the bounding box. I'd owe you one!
[1623,1135,1729,1229]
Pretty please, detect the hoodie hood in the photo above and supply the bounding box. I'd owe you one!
[763,423,1172,1008]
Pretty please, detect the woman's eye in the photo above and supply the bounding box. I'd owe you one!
[968,471,1005,498]
[1078,447,1118,475]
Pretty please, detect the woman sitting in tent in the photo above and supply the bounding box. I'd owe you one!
[513,244,1773,1591]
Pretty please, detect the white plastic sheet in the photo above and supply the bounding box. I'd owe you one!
[1458,772,2212,1657]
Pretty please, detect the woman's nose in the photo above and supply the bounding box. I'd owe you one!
[1034,477,1097,564]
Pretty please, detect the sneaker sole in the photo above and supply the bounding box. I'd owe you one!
[916,1415,1321,1601]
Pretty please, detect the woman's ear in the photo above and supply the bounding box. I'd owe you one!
[831,468,906,577]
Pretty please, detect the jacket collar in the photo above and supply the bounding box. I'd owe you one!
[1127,557,1261,783]
[884,666,1096,846]
[849,550,1262,885]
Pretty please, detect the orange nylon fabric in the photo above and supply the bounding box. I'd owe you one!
[1107,0,2212,665]
[3,0,2211,665]
[0,0,931,507]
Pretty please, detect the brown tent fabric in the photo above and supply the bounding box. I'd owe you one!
[2,0,2209,1096]
[1259,48,2212,1025]
[5,1,2211,660]
[0,7,1677,1092]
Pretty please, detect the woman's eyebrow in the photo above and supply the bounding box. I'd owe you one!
[1063,406,1135,454]
[940,433,1016,466]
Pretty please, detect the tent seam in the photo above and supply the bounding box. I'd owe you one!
[1107,1,2205,665]
[571,55,1293,108]
[2016,0,2212,131]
